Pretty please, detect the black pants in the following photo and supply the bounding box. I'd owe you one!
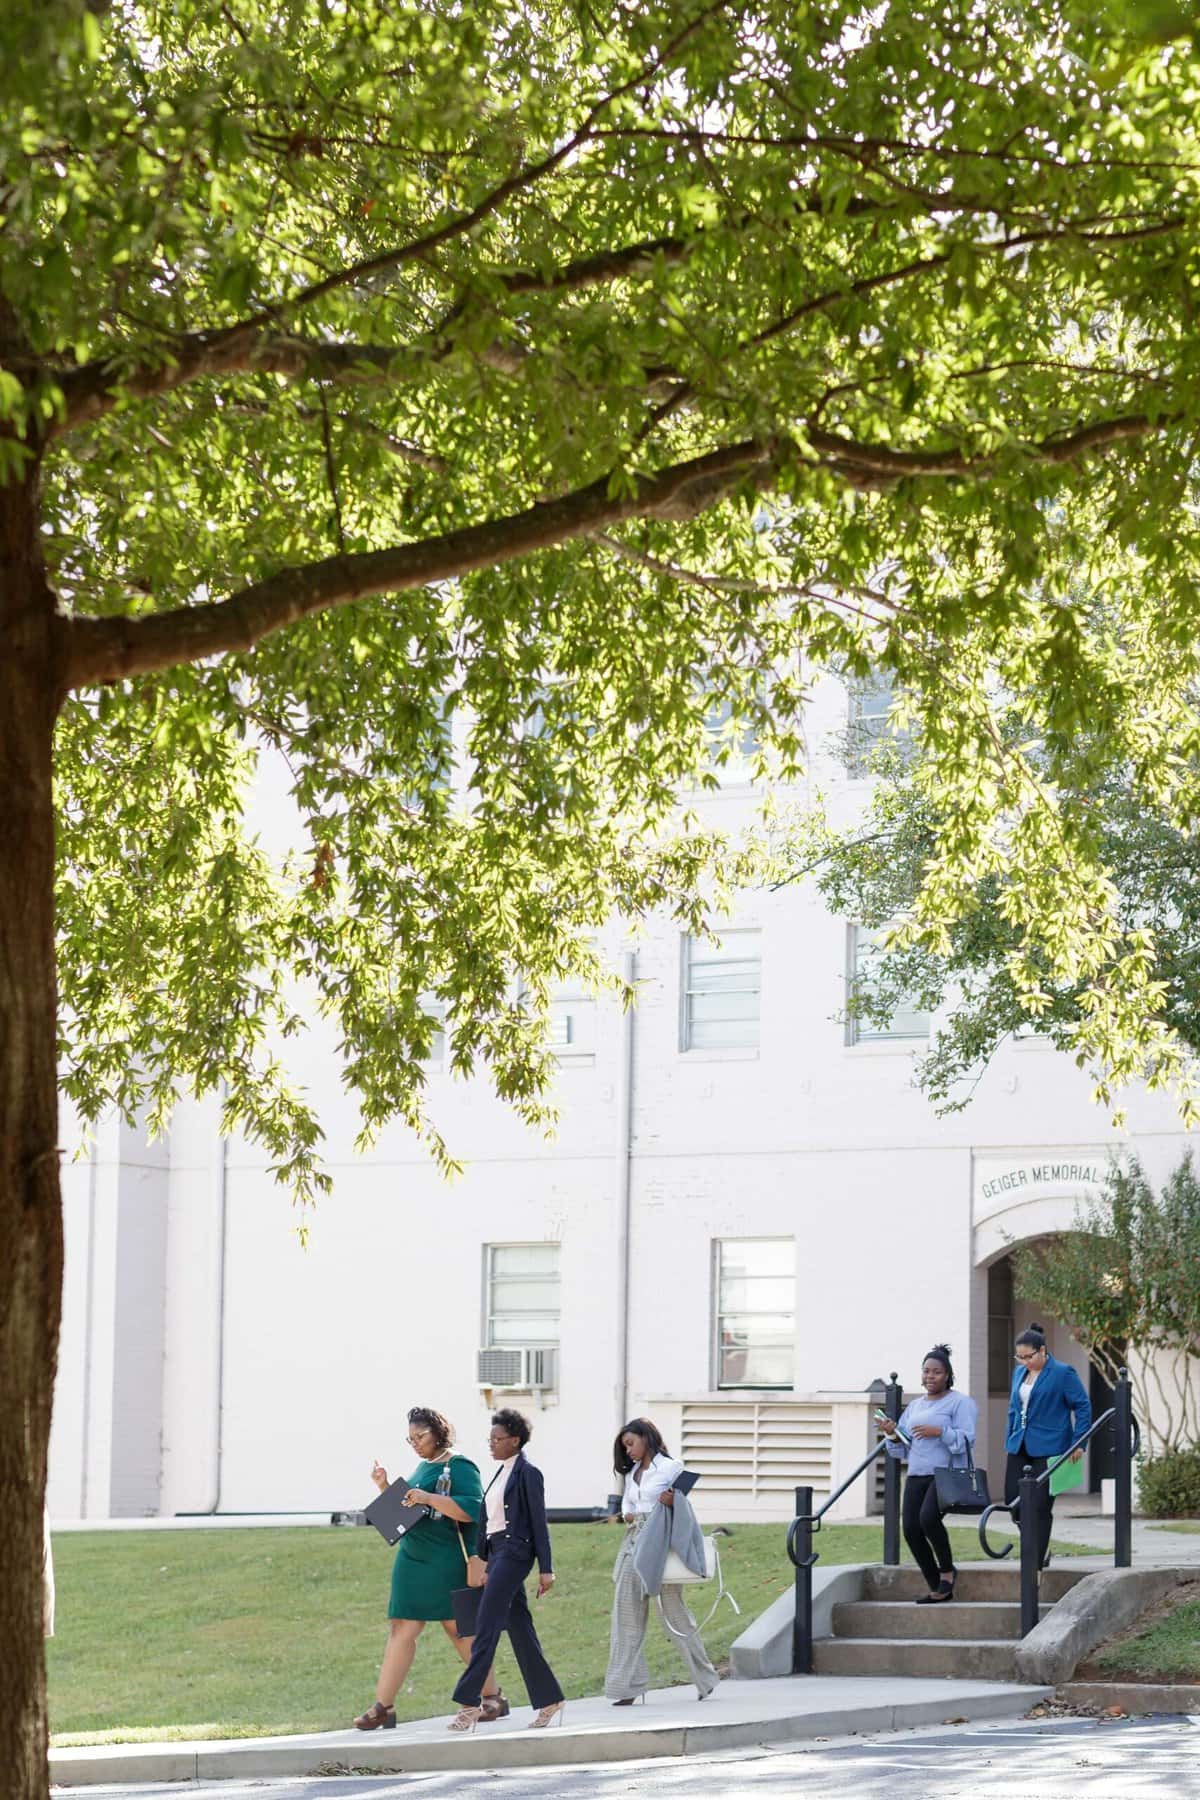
[1005,1450,1054,1569]
[902,1474,955,1590]
[452,1544,563,1710]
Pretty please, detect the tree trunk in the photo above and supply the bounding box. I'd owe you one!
[0,429,66,1798]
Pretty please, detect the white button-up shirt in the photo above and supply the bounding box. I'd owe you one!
[485,1454,518,1536]
[623,1451,684,1516]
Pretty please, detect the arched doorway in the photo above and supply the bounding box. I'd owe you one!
[972,1153,1113,1496]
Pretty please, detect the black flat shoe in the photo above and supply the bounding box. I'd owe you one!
[915,1577,956,1605]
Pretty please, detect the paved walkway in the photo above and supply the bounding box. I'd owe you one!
[53,1716,1200,1800]
[50,1674,1051,1788]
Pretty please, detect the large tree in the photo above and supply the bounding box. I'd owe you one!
[6,0,1200,1786]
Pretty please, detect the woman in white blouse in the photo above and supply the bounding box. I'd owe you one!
[604,1418,719,1705]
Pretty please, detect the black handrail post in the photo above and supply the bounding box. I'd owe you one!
[1114,1367,1133,1568]
[882,1370,902,1566]
[1018,1463,1040,1636]
[791,1484,813,1675]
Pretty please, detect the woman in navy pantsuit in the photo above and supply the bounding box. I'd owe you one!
[448,1409,565,1732]
[1005,1323,1092,1570]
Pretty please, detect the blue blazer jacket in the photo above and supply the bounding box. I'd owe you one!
[1005,1354,1092,1458]
[477,1451,553,1574]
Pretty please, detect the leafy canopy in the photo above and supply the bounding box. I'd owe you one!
[7,0,1200,1189]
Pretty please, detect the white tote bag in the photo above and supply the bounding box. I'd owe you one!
[661,1534,718,1585]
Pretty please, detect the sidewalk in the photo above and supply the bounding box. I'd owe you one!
[49,1674,1052,1788]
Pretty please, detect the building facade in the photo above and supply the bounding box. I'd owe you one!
[47,676,1189,1524]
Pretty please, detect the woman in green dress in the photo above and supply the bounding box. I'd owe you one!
[354,1406,506,1729]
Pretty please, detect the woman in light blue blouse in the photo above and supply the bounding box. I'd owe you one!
[879,1344,978,1604]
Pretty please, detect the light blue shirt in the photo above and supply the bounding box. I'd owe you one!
[884,1390,978,1475]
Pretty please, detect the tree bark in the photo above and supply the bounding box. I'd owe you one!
[0,423,67,1798]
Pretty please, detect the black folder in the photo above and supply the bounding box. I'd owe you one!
[364,1480,433,1546]
[672,1469,701,1495]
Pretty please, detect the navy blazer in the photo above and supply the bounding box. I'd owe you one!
[477,1451,553,1574]
[1005,1354,1092,1458]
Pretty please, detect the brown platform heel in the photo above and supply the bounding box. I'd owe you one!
[354,1700,396,1730]
[480,1689,511,1721]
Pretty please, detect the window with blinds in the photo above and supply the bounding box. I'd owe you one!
[682,929,762,1051]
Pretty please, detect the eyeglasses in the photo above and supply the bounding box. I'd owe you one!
[1013,1351,1042,1364]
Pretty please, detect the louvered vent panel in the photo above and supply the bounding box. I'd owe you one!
[680,1402,833,1497]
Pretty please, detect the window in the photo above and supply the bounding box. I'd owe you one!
[702,695,758,779]
[988,1257,1015,1395]
[715,1239,795,1389]
[548,977,596,1061]
[484,1244,560,1347]
[422,999,446,1070]
[847,669,913,775]
[683,930,762,1051]
[846,924,931,1043]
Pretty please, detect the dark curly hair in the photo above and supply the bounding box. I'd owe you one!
[922,1344,955,1388]
[612,1417,669,1478]
[407,1406,454,1454]
[492,1407,532,1448]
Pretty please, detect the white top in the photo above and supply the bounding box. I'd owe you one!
[1019,1370,1039,1428]
[485,1454,518,1536]
[623,1451,684,1516]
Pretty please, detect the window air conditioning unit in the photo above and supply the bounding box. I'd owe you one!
[477,1346,558,1390]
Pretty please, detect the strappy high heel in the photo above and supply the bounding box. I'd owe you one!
[447,1705,483,1733]
[480,1688,510,1721]
[529,1701,565,1729]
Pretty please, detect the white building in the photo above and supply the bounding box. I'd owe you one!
[48,675,1189,1524]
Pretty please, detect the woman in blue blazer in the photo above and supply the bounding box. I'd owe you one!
[1005,1323,1092,1568]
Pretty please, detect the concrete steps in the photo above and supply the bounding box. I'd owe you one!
[862,1565,1084,1604]
[814,1636,1027,1680]
[833,1600,1029,1640]
[814,1563,1090,1680]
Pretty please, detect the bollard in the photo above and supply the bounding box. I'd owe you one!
[1018,1463,1040,1636]
[882,1370,902,1566]
[1114,1368,1133,1568]
[790,1483,814,1675]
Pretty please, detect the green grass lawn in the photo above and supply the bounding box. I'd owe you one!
[47,1520,1090,1745]
[1090,1591,1200,1682]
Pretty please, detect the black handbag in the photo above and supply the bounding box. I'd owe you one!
[450,1524,485,1638]
[934,1446,991,1514]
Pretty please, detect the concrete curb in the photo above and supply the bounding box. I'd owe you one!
[1014,1567,1198,1685]
[1058,1681,1200,1715]
[49,1682,1052,1787]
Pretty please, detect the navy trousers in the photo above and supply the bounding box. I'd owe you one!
[452,1545,563,1710]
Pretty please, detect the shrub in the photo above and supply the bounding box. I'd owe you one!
[1137,1448,1200,1518]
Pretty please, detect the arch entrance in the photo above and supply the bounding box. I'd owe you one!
[971,1151,1111,1492]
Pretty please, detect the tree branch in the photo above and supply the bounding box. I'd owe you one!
[63,438,776,689]
[62,400,1175,691]
[276,0,733,315]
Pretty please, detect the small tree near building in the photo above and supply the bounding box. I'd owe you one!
[1013,1156,1200,1462]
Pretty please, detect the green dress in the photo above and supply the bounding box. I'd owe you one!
[387,1454,483,1622]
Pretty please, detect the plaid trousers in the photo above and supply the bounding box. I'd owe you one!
[604,1520,719,1701]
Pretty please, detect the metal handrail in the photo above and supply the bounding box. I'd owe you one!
[977,1366,1139,1639]
[977,1401,1139,1560]
[788,1372,904,1675]
[786,1438,889,1568]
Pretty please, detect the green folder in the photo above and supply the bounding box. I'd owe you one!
[1049,1454,1084,1496]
